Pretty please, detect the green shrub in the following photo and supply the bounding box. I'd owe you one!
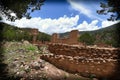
[78,32,95,45]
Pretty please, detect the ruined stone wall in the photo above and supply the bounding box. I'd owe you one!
[48,44,119,59]
[51,33,59,43]
[31,29,39,44]
[40,43,120,79]
[41,54,117,79]
[51,30,79,45]
[68,30,79,44]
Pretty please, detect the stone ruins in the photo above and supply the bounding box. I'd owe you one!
[41,43,120,79]
[51,30,80,45]
[31,28,39,44]
[30,29,81,45]
[30,29,120,79]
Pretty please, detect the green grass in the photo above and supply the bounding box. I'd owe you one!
[26,46,36,51]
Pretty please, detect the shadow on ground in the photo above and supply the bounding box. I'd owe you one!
[0,23,21,80]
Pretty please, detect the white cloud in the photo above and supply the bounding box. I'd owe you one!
[75,20,119,31]
[75,20,99,31]
[67,0,103,21]
[101,20,119,28]
[68,0,91,17]
[2,15,118,34]
[3,15,79,34]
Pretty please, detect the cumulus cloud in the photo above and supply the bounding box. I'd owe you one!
[2,14,119,35]
[75,20,99,31]
[3,15,79,34]
[3,15,118,35]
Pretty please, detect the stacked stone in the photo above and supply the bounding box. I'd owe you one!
[48,43,119,60]
[40,54,117,78]
[41,43,120,79]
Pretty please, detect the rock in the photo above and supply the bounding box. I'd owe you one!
[40,63,45,68]
[38,59,43,63]
[20,65,24,68]
[97,61,101,64]
[20,61,25,66]
[30,61,40,70]
[103,60,106,63]
[22,40,29,44]
[14,58,19,61]
[24,65,29,70]
[80,72,90,78]
[97,68,100,71]
[16,72,20,75]
[35,51,39,53]
[11,61,19,68]
[24,66,31,73]
[13,69,18,73]
[17,49,26,53]
[19,71,26,77]
[93,78,98,80]
[44,66,49,70]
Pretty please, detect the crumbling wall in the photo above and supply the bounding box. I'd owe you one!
[41,54,117,78]
[51,30,79,45]
[48,44,119,59]
[40,43,120,79]
[31,28,39,44]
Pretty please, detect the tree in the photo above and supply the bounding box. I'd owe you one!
[0,0,45,21]
[23,31,32,41]
[0,17,2,20]
[97,0,120,21]
[38,33,51,43]
[78,33,95,45]
[3,28,16,41]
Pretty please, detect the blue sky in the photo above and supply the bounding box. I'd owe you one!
[2,0,118,34]
[30,0,103,24]
[30,0,108,21]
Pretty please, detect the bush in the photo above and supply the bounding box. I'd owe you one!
[78,32,95,45]
[25,45,38,51]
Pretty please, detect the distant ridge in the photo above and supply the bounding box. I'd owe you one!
[60,22,120,47]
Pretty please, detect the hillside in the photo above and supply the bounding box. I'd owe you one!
[60,22,120,47]
[79,22,120,34]
[0,22,51,42]
[0,22,120,47]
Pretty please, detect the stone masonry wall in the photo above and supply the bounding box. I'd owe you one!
[51,30,79,45]
[31,28,39,44]
[40,43,120,79]
[48,44,119,59]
